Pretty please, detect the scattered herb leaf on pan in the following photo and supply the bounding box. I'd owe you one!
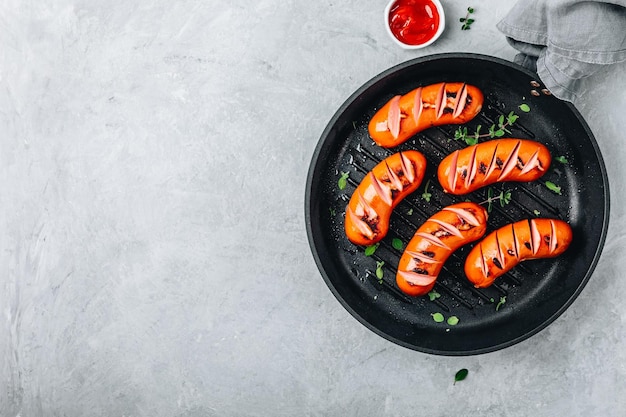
[392,238,404,250]
[518,103,531,113]
[407,208,413,216]
[431,312,445,323]
[375,261,385,282]
[555,155,569,164]
[506,111,519,126]
[460,7,475,30]
[364,243,380,256]
[454,368,469,384]
[447,316,460,326]
[545,181,562,195]
[533,209,541,216]
[422,179,432,202]
[329,208,336,216]
[338,171,350,190]
[428,290,441,301]
[496,296,507,311]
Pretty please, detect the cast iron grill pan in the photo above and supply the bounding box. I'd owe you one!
[305,53,609,355]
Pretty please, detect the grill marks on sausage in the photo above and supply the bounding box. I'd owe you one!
[435,83,446,119]
[466,219,573,287]
[549,220,558,253]
[443,206,482,227]
[485,143,500,179]
[354,158,417,239]
[413,209,477,260]
[530,219,541,255]
[408,250,440,264]
[430,219,464,238]
[450,140,549,193]
[408,212,471,277]
[412,87,424,124]
[389,83,473,132]
[465,145,478,188]
[511,223,520,259]
[497,140,522,181]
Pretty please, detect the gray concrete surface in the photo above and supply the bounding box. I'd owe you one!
[1,1,625,416]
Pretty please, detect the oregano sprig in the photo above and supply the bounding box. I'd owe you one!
[454,111,519,145]
[481,188,512,213]
[422,179,432,202]
[460,7,475,30]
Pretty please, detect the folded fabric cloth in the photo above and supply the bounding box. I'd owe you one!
[497,0,626,102]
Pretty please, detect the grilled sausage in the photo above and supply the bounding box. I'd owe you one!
[368,82,484,148]
[437,138,552,195]
[464,218,573,288]
[345,150,427,246]
[396,202,488,296]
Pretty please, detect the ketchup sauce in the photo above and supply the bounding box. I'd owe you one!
[388,0,441,46]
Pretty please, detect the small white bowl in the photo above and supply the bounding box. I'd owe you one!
[384,0,446,49]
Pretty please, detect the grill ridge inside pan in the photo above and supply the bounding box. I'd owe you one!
[305,53,609,355]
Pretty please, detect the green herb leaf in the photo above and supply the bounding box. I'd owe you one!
[487,187,494,213]
[338,171,350,190]
[447,316,460,326]
[545,181,562,195]
[454,368,469,384]
[422,179,432,202]
[507,111,519,125]
[519,103,531,113]
[555,155,569,164]
[495,129,505,137]
[498,114,505,126]
[431,312,445,323]
[428,290,441,301]
[533,209,541,217]
[496,296,506,311]
[460,7,476,30]
[329,208,336,216]
[501,190,512,207]
[364,243,380,256]
[407,208,413,216]
[392,238,404,250]
[375,261,385,281]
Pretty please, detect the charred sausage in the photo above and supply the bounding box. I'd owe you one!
[464,218,573,288]
[396,202,488,296]
[369,83,484,148]
[437,139,552,195]
[345,150,427,246]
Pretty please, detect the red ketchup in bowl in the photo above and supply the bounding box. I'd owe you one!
[388,0,441,46]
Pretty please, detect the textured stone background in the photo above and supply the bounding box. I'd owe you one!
[1,1,625,416]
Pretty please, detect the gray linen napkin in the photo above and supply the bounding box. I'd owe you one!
[497,0,626,102]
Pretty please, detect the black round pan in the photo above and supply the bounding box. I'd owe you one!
[305,53,609,355]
